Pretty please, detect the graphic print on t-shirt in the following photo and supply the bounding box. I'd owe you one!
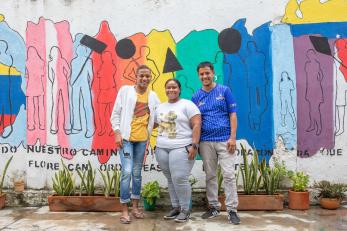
[130,91,150,141]
[158,111,177,139]
[133,101,149,118]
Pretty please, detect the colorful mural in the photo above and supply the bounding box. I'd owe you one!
[1,0,347,188]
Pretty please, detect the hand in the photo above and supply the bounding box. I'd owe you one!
[187,146,197,160]
[115,132,123,148]
[226,137,236,154]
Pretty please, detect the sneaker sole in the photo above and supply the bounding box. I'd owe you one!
[208,214,220,219]
[174,219,189,223]
[174,215,190,223]
[202,214,220,219]
[229,219,241,225]
[163,216,177,220]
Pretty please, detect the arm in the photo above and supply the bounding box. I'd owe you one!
[25,67,29,79]
[188,114,201,160]
[87,60,94,89]
[152,95,161,129]
[62,60,71,82]
[227,112,237,154]
[225,87,237,154]
[123,62,136,82]
[318,65,324,81]
[149,61,160,79]
[110,87,124,147]
[47,63,54,83]
[153,122,159,129]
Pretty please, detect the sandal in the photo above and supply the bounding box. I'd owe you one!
[120,216,131,224]
[131,209,144,219]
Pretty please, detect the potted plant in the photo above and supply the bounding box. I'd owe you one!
[189,175,198,210]
[98,167,121,198]
[0,156,13,209]
[141,181,160,211]
[314,180,347,210]
[287,171,310,210]
[48,160,122,212]
[76,161,96,196]
[216,165,227,211]
[12,170,26,192]
[237,144,285,210]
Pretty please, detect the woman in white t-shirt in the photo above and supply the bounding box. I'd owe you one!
[154,78,201,222]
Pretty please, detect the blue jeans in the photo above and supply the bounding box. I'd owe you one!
[119,140,147,204]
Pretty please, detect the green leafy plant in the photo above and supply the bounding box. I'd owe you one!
[288,171,309,192]
[239,144,262,194]
[0,156,13,195]
[76,161,96,196]
[141,181,160,206]
[52,160,75,196]
[217,165,223,196]
[99,167,121,197]
[189,175,198,188]
[113,169,121,197]
[273,159,287,180]
[314,180,347,199]
[260,159,283,195]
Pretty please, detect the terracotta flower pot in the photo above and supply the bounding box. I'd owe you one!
[48,195,122,212]
[0,194,5,209]
[217,193,284,211]
[14,181,25,192]
[320,198,340,210]
[288,190,309,210]
[218,195,226,211]
[238,193,284,210]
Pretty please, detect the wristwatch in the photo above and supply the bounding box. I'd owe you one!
[191,143,199,150]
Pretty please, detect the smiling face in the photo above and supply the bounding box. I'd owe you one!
[136,68,152,90]
[165,80,180,102]
[198,66,214,87]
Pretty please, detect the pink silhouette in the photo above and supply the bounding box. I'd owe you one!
[26,46,45,131]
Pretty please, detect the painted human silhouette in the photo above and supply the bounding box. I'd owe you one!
[279,71,296,129]
[244,41,268,130]
[334,39,347,136]
[26,46,45,131]
[97,51,117,136]
[47,46,71,135]
[70,44,95,138]
[0,40,13,138]
[304,49,324,136]
[123,46,159,89]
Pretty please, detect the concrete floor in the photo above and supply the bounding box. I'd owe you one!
[0,206,346,231]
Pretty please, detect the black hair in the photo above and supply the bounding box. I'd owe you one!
[165,78,181,90]
[196,61,214,72]
[136,64,151,74]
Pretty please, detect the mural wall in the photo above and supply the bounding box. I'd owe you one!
[0,0,347,189]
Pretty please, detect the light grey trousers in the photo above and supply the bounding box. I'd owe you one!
[155,147,195,211]
[200,141,238,212]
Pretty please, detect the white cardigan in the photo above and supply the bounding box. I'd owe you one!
[110,85,160,140]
